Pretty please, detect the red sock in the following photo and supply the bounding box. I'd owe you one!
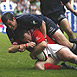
[44,63,60,70]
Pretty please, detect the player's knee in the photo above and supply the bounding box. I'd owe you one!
[34,62,44,70]
[34,63,39,69]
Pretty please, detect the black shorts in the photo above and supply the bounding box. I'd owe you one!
[45,10,66,25]
[44,16,59,37]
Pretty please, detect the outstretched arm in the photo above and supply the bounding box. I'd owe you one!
[8,45,20,53]
[40,21,47,39]
[8,42,36,53]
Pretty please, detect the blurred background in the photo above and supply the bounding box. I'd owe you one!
[0,0,77,33]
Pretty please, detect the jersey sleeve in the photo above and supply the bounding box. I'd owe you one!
[32,29,57,44]
[12,40,18,45]
[12,39,22,45]
[32,29,45,44]
[17,14,42,29]
[29,15,42,27]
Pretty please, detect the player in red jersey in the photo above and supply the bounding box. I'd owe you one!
[8,28,77,70]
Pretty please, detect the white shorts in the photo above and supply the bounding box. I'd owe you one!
[44,44,66,64]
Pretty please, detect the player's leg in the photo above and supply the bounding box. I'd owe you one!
[52,29,77,54]
[60,18,76,39]
[57,47,77,64]
[52,29,73,49]
[34,57,60,70]
[60,18,77,44]
[35,44,77,70]
[46,18,74,49]
[47,22,77,54]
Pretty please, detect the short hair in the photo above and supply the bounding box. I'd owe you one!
[1,12,14,26]
[14,28,29,40]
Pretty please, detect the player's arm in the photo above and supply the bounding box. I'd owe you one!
[8,42,36,53]
[40,20,46,39]
[30,41,47,58]
[32,15,47,38]
[8,44,20,53]
[30,30,47,58]
[28,15,46,39]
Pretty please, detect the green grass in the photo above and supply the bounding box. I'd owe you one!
[0,32,77,77]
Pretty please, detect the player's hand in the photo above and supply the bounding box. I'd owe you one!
[27,42,36,48]
[19,44,26,52]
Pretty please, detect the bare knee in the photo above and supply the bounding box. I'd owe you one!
[34,61,45,70]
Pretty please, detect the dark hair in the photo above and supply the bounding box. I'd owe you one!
[1,12,14,26]
[14,28,29,40]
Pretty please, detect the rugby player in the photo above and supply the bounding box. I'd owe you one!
[1,12,77,54]
[39,0,77,41]
[8,28,77,70]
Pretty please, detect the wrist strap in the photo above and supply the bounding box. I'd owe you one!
[24,44,27,48]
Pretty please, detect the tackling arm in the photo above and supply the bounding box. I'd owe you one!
[8,42,36,53]
[40,21,47,39]
[30,41,47,59]
[30,29,47,58]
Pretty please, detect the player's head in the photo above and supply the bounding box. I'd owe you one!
[23,31,32,43]
[16,28,32,43]
[1,12,17,30]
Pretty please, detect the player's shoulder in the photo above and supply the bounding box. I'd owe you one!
[15,14,30,19]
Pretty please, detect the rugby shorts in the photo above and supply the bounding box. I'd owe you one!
[45,10,66,25]
[44,44,65,64]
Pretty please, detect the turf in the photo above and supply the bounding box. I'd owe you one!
[0,32,77,77]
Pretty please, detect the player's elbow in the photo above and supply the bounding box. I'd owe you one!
[8,48,16,53]
[8,48,13,53]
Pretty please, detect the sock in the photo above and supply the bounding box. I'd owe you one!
[71,43,77,55]
[72,43,76,51]
[44,63,60,70]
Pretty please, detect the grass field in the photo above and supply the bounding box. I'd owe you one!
[0,32,77,77]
